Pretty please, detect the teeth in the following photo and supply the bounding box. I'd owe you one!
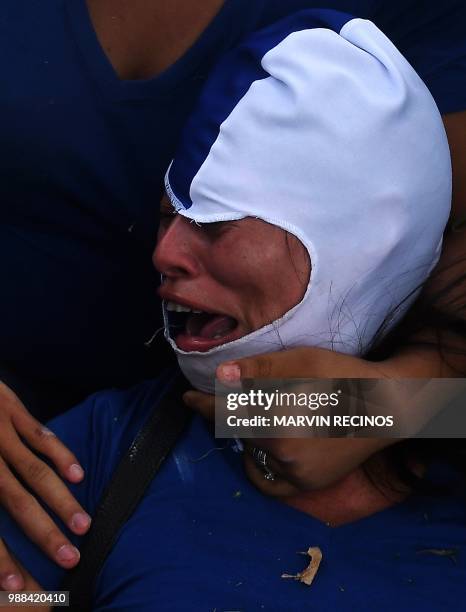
[166,301,191,313]
[166,301,203,314]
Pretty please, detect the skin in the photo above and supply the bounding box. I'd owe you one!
[185,206,466,500]
[155,196,310,351]
[185,225,466,502]
[86,0,225,80]
[0,0,465,593]
[0,0,228,593]
[155,202,412,524]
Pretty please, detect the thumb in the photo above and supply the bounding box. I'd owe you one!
[216,348,320,383]
[217,347,372,383]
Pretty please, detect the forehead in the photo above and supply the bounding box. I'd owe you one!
[162,193,276,233]
[161,191,306,248]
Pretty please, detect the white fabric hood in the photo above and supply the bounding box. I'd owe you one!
[163,11,451,392]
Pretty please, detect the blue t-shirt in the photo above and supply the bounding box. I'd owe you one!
[1,379,465,611]
[1,0,466,417]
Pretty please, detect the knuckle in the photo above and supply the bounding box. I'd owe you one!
[55,499,78,519]
[270,440,299,463]
[41,526,63,550]
[32,425,56,443]
[8,491,34,516]
[24,460,49,485]
[0,403,13,422]
[0,388,20,414]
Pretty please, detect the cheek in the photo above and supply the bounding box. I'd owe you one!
[216,240,294,315]
[209,238,255,284]
[250,238,310,318]
[207,228,310,328]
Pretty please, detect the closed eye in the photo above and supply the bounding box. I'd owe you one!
[159,209,177,229]
[199,220,238,238]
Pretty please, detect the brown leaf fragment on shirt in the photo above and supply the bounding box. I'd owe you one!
[281,547,323,587]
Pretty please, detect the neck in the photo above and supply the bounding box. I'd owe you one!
[86,0,225,80]
[283,460,408,527]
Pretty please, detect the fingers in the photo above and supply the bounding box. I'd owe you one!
[245,437,394,495]
[0,382,86,573]
[242,444,299,497]
[185,347,378,414]
[183,391,215,420]
[9,402,84,484]
[217,347,377,383]
[0,436,91,538]
[218,348,323,382]
[0,539,24,591]
[0,458,81,570]
[0,383,89,538]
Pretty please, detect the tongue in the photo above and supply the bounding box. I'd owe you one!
[187,313,236,339]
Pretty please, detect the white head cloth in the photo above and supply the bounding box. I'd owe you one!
[164,11,451,393]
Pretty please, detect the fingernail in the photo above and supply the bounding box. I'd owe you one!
[218,364,241,382]
[56,544,80,564]
[70,512,91,532]
[68,464,84,481]
[1,574,23,591]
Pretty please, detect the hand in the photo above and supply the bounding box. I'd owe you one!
[0,541,44,610]
[183,347,413,496]
[0,382,91,591]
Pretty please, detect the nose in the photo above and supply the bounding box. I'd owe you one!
[153,215,201,278]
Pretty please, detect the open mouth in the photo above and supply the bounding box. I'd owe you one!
[165,300,241,352]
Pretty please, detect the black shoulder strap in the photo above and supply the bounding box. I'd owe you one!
[59,376,191,611]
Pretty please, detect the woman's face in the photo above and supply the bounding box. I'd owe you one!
[154,196,310,352]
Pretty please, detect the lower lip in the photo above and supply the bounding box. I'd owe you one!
[174,329,241,353]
